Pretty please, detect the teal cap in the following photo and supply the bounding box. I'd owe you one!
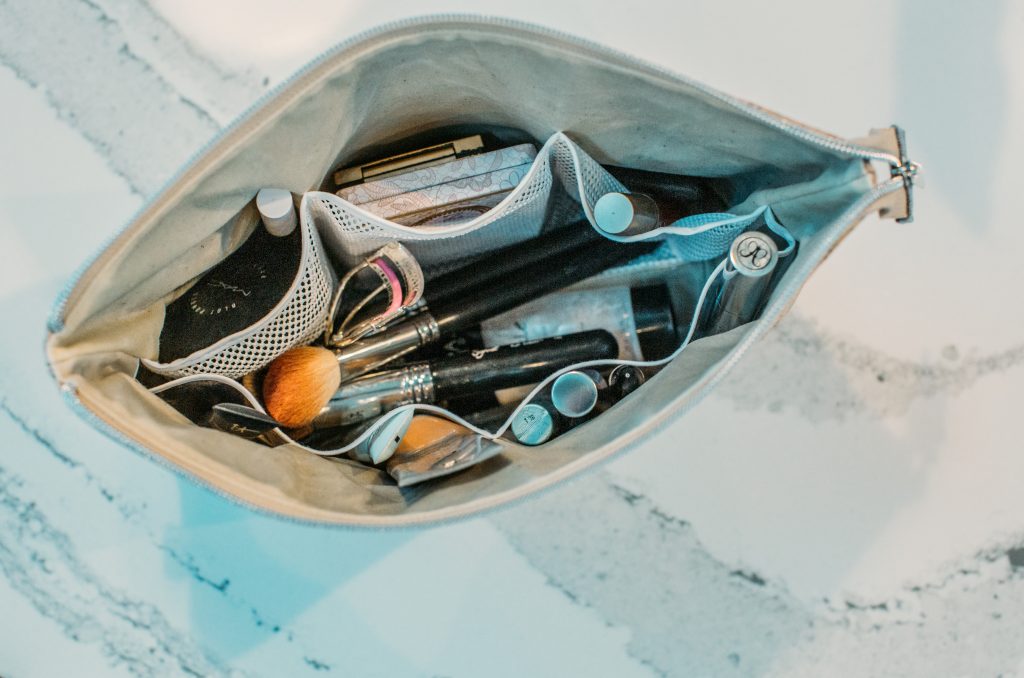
[511,403,555,446]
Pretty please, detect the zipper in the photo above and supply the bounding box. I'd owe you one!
[50,14,913,332]
[669,177,907,420]
[49,16,915,526]
[889,125,920,224]
[63,177,905,529]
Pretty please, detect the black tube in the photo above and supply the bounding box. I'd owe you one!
[424,222,602,304]
[430,238,659,336]
[431,330,618,400]
[604,165,727,224]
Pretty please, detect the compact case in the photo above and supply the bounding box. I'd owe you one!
[45,16,918,526]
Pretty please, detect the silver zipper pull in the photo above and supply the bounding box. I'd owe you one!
[890,125,921,224]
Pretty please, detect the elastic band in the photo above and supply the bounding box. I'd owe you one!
[300,209,795,455]
[316,255,729,453]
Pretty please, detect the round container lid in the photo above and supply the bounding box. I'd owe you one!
[594,193,636,234]
[550,371,599,418]
[511,403,555,446]
[256,188,297,237]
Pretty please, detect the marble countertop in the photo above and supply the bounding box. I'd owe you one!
[1,2,1022,676]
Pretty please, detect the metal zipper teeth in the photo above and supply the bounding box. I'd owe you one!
[50,13,902,331]
[466,16,901,165]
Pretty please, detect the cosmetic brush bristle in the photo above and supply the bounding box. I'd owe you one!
[262,346,340,428]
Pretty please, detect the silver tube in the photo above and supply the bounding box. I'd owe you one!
[310,363,435,429]
[706,231,779,335]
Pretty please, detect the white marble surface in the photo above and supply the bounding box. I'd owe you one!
[1,1,1023,676]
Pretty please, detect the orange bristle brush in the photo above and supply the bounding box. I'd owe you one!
[262,345,341,428]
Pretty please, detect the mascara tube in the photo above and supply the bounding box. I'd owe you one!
[307,330,618,429]
[594,165,729,237]
[604,165,727,223]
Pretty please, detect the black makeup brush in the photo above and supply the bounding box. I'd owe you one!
[263,238,656,427]
[304,329,618,429]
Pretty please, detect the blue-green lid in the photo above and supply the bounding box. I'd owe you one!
[511,403,555,446]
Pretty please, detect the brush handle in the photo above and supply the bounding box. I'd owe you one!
[424,222,602,303]
[431,330,618,399]
[331,238,656,381]
[430,238,658,335]
[313,330,619,429]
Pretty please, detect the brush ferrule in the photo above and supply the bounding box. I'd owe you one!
[333,312,440,380]
[311,363,435,429]
[413,311,441,344]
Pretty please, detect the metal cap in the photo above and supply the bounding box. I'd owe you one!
[511,403,555,446]
[551,371,600,418]
[607,365,646,400]
[728,232,778,278]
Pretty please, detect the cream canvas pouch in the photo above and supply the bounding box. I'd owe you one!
[45,16,917,526]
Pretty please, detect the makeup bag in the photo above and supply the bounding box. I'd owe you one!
[45,16,918,526]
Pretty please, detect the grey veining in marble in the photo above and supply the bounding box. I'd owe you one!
[2,1,1023,676]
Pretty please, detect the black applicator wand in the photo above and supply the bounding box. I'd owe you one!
[263,236,658,427]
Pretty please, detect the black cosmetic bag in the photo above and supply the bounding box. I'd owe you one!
[46,16,917,526]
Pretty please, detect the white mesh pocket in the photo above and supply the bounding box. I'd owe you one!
[313,132,638,270]
[143,211,336,379]
[546,132,627,207]
[314,148,554,270]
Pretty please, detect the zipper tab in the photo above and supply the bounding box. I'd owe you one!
[890,125,920,224]
[853,125,920,223]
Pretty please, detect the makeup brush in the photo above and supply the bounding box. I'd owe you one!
[304,330,618,429]
[263,238,657,427]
